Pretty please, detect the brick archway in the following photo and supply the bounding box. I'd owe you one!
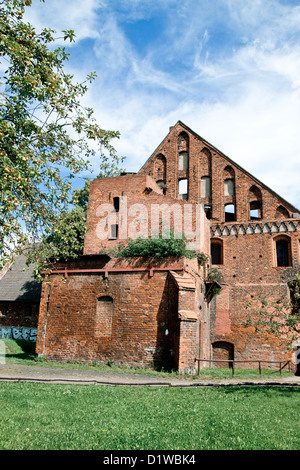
[212,341,234,368]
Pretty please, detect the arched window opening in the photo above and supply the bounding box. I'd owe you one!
[178,179,188,199]
[178,151,188,171]
[223,165,235,179]
[248,185,262,220]
[95,296,114,338]
[201,176,211,198]
[154,154,166,180]
[211,239,223,265]
[201,147,212,158]
[200,148,212,175]
[178,131,189,151]
[250,200,262,220]
[275,205,290,219]
[275,236,292,267]
[212,341,234,368]
[225,203,236,222]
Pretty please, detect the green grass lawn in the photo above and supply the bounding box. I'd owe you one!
[0,340,299,450]
[0,382,299,450]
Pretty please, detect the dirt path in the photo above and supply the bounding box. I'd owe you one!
[0,363,299,387]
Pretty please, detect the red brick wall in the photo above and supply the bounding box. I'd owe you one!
[0,301,39,328]
[36,121,300,371]
[210,230,300,366]
[140,121,300,368]
[84,173,210,256]
[37,169,211,372]
[139,122,298,221]
[36,256,185,369]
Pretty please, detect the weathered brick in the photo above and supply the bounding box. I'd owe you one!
[36,121,300,373]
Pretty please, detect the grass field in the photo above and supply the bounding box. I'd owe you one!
[0,339,299,451]
[0,382,299,450]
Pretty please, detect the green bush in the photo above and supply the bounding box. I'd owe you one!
[116,231,205,260]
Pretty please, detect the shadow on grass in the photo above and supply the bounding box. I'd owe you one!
[219,385,300,397]
[4,339,37,362]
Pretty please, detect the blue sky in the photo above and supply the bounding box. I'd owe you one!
[25,0,300,209]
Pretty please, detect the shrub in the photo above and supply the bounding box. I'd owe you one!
[116,232,199,260]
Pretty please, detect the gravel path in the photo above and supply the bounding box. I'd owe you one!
[0,363,299,387]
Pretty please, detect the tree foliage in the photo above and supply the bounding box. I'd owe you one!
[26,180,90,279]
[0,0,124,268]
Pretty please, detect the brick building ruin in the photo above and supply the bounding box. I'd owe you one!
[35,121,300,373]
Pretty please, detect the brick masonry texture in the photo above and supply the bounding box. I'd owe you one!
[36,121,300,372]
[36,256,201,371]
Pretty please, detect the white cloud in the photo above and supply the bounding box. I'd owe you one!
[227,0,300,40]
[93,16,133,73]
[22,0,300,209]
[25,0,103,42]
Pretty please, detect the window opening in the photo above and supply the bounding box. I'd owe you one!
[250,200,262,220]
[275,205,290,219]
[178,179,188,199]
[155,154,166,179]
[224,179,234,196]
[248,186,262,220]
[156,180,167,194]
[276,237,291,267]
[113,197,120,212]
[225,204,236,222]
[204,204,212,219]
[211,240,223,265]
[201,176,211,198]
[109,224,118,239]
[178,151,188,170]
[178,131,189,150]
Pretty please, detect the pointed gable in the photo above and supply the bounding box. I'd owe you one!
[139,121,299,222]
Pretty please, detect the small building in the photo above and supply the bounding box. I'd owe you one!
[0,249,40,342]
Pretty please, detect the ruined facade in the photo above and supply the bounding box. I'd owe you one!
[36,121,300,372]
[139,122,300,368]
[36,173,211,372]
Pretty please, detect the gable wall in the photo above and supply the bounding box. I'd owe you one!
[139,122,300,368]
[139,122,297,222]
